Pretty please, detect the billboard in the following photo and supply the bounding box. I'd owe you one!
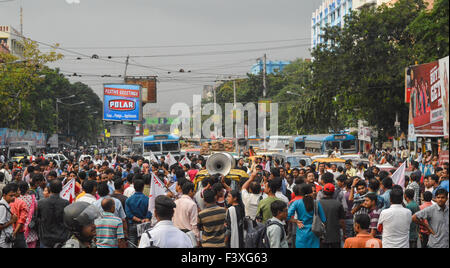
[125,76,157,103]
[110,124,136,137]
[439,56,449,138]
[407,60,445,137]
[103,84,142,122]
[0,128,47,148]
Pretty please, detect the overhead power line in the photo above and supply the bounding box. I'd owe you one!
[48,37,311,50]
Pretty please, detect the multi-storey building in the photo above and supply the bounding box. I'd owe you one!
[311,0,435,49]
[0,25,24,59]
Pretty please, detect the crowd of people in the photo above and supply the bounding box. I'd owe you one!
[0,150,448,248]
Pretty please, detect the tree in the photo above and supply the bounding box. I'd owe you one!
[408,0,449,63]
[311,0,427,141]
[1,39,103,145]
[0,38,62,129]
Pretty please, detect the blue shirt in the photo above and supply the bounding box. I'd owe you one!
[380,189,392,210]
[125,192,152,224]
[438,180,449,193]
[93,196,127,219]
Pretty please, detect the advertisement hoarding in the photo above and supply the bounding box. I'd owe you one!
[439,56,449,138]
[103,84,142,122]
[407,60,444,137]
[125,77,157,104]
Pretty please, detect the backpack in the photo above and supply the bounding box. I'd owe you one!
[244,219,285,248]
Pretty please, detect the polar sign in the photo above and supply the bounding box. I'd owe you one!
[103,84,142,122]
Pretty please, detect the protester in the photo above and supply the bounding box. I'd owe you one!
[36,179,70,248]
[197,189,227,248]
[267,200,289,248]
[0,183,18,248]
[94,198,126,248]
[256,179,281,223]
[10,182,29,248]
[62,201,100,248]
[139,195,193,248]
[418,191,433,248]
[404,188,420,248]
[173,181,199,240]
[76,180,98,204]
[362,193,382,239]
[287,184,326,248]
[125,179,152,247]
[318,183,345,248]
[241,171,264,221]
[412,188,449,248]
[344,214,382,248]
[377,186,412,248]
[225,190,245,248]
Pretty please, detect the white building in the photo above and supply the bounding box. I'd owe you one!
[311,0,404,49]
[0,25,25,59]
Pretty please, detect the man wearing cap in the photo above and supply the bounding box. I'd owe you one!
[138,195,193,248]
[318,183,346,248]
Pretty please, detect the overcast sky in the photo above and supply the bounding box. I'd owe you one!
[1,0,323,114]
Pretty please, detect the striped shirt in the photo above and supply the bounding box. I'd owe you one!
[197,205,226,248]
[95,212,125,248]
[368,208,382,239]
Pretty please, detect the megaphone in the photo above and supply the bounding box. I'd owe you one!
[206,152,236,176]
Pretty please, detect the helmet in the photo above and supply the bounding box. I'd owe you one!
[63,202,102,233]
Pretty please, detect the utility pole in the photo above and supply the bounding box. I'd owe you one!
[263,53,267,98]
[233,80,238,154]
[124,55,130,82]
[262,54,267,150]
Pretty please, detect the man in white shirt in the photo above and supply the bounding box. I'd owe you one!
[273,177,289,205]
[0,184,18,248]
[77,180,98,205]
[241,171,266,220]
[378,186,411,248]
[139,195,193,248]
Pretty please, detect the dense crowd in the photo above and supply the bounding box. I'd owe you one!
[0,150,448,248]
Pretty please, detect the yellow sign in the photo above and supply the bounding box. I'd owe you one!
[144,129,150,136]
[106,132,111,138]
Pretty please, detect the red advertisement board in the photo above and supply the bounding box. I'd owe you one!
[408,61,444,136]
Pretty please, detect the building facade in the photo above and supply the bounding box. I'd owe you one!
[0,25,24,59]
[251,60,291,75]
[311,0,434,49]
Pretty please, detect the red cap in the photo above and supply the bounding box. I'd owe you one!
[323,183,335,193]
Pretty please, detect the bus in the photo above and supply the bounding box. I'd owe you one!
[248,136,263,150]
[265,136,293,152]
[132,134,181,157]
[293,135,308,153]
[304,133,357,155]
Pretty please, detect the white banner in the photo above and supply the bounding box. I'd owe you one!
[392,161,406,189]
[149,153,158,163]
[148,174,168,214]
[60,179,76,203]
[166,152,177,167]
[180,156,191,167]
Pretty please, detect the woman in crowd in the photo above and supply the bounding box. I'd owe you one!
[225,190,246,248]
[287,184,326,248]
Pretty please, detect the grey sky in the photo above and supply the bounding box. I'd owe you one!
[1,0,323,113]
